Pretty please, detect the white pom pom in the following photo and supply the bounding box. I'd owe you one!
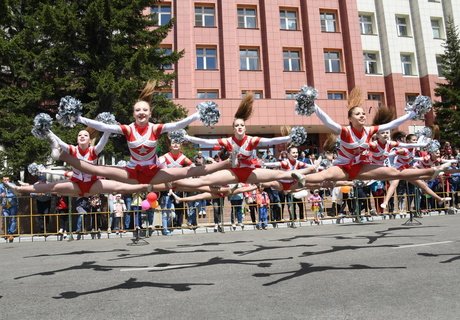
[295,85,318,116]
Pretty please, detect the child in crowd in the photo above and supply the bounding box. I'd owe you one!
[113,194,126,234]
[256,186,270,230]
[309,189,323,225]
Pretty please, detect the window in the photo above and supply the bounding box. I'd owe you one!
[285,91,297,99]
[197,90,219,99]
[431,18,442,38]
[436,55,445,77]
[196,47,217,70]
[320,11,337,32]
[280,9,298,30]
[195,6,215,27]
[368,93,384,106]
[283,49,301,71]
[406,94,418,103]
[359,14,374,35]
[237,7,257,28]
[155,90,173,99]
[363,52,379,74]
[324,50,341,73]
[327,92,345,100]
[242,91,263,99]
[396,15,409,36]
[401,54,414,75]
[152,4,171,26]
[240,48,260,70]
[158,46,173,70]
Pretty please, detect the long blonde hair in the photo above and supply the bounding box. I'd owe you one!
[138,80,157,104]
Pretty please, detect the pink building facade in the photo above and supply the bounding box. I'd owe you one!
[149,0,459,155]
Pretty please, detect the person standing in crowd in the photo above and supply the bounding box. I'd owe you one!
[228,183,245,230]
[31,175,52,235]
[1,176,18,242]
[122,193,133,231]
[75,196,90,240]
[309,189,323,225]
[56,195,68,239]
[256,185,270,230]
[193,150,205,166]
[113,194,126,235]
[131,193,144,229]
[89,194,102,237]
[244,187,257,225]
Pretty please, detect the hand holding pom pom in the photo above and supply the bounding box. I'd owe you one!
[28,163,46,176]
[31,113,53,139]
[168,129,187,144]
[56,96,83,127]
[290,126,307,146]
[405,95,432,120]
[196,101,220,127]
[426,139,441,153]
[96,112,119,136]
[295,85,318,116]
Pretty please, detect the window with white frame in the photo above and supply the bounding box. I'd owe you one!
[359,14,374,35]
[320,11,337,32]
[240,48,260,70]
[196,47,217,70]
[158,46,173,70]
[237,7,257,28]
[155,90,173,99]
[431,18,442,38]
[152,4,171,26]
[283,49,301,71]
[406,94,418,103]
[401,53,414,75]
[285,91,297,99]
[436,55,445,77]
[280,9,298,30]
[363,52,379,74]
[242,91,263,99]
[195,5,215,27]
[324,50,341,73]
[396,15,409,36]
[327,92,345,100]
[197,90,219,99]
[368,93,384,105]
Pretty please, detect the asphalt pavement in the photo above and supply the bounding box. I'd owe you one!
[1,214,460,320]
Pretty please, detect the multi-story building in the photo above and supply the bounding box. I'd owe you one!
[148,0,459,156]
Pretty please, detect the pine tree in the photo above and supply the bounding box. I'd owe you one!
[0,0,185,175]
[434,18,460,146]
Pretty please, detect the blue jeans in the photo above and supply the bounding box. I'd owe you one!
[76,207,88,232]
[230,199,244,224]
[187,201,199,226]
[131,205,142,228]
[258,206,268,228]
[160,195,175,234]
[3,205,18,234]
[124,196,132,229]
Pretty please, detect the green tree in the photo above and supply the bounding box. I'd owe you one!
[434,18,460,146]
[0,0,185,176]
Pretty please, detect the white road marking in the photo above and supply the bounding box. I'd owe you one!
[394,241,453,249]
[120,264,196,272]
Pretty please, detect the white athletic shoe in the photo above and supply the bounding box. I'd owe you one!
[291,172,306,188]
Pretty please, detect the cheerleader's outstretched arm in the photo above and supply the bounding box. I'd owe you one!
[94,132,111,155]
[48,131,70,154]
[184,135,219,147]
[78,116,122,134]
[378,112,415,132]
[314,105,341,134]
[162,113,200,133]
[258,136,291,147]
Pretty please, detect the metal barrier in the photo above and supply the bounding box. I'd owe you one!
[2,187,458,242]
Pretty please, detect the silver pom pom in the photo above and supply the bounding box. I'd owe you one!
[56,96,83,127]
[31,113,53,139]
[28,163,46,176]
[416,126,432,139]
[290,126,307,146]
[294,85,318,116]
[168,129,186,144]
[426,139,441,153]
[96,112,119,137]
[116,160,127,167]
[196,101,220,127]
[405,95,432,120]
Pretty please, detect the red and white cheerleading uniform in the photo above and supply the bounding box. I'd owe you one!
[368,140,399,166]
[120,123,165,184]
[217,135,261,183]
[393,147,416,170]
[159,152,193,168]
[68,145,100,196]
[278,158,309,190]
[333,126,379,179]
